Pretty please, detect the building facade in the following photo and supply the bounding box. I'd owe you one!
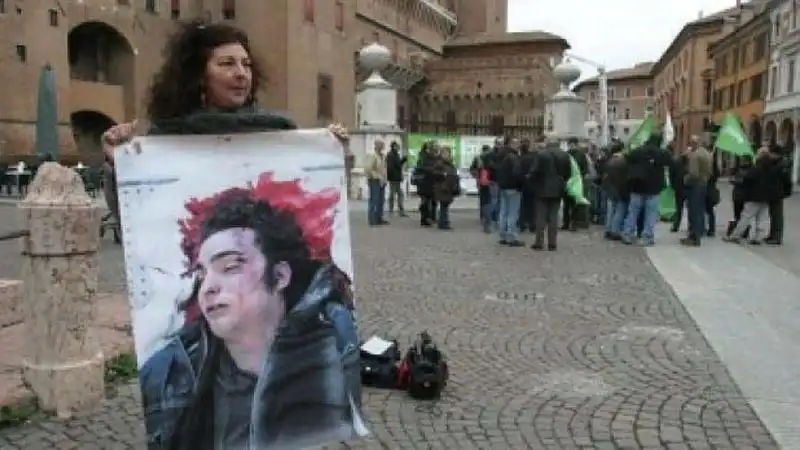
[708,5,770,144]
[573,62,654,145]
[411,32,568,138]
[652,1,767,150]
[0,0,562,162]
[763,0,800,184]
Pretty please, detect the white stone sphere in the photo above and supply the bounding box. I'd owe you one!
[358,43,392,72]
[553,60,581,85]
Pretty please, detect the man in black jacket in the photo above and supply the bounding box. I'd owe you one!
[602,149,628,240]
[495,137,525,246]
[668,148,688,232]
[765,144,792,244]
[386,141,407,217]
[528,139,571,250]
[487,137,505,224]
[621,134,671,245]
[414,142,437,227]
[518,139,536,232]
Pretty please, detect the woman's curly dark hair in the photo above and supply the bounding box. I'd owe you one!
[145,20,267,121]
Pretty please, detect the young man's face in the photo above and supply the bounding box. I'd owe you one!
[196,228,288,341]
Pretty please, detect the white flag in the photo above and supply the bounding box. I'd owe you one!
[663,110,675,148]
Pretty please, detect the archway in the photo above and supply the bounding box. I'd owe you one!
[749,117,763,145]
[779,117,794,150]
[68,21,134,84]
[765,120,777,145]
[70,110,116,155]
[68,21,135,121]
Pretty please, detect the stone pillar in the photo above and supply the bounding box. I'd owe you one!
[18,162,104,418]
[546,61,590,226]
[546,59,588,145]
[351,43,404,200]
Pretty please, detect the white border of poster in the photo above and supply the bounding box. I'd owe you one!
[115,129,367,449]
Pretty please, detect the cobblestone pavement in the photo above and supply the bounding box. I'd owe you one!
[0,205,779,449]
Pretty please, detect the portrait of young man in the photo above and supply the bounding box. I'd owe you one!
[137,173,364,450]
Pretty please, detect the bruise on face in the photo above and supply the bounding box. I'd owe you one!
[196,228,272,339]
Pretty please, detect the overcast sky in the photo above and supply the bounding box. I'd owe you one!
[508,0,742,78]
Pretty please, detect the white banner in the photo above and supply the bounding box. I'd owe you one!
[115,129,367,449]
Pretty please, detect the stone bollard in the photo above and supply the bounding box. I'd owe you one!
[17,162,104,418]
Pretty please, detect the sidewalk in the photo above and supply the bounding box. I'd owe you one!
[714,182,800,276]
[647,223,800,449]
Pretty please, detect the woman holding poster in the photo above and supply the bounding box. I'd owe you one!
[101,20,365,450]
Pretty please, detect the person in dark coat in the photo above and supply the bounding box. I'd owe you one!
[621,134,671,245]
[385,141,407,216]
[413,142,438,227]
[724,148,783,243]
[668,148,688,232]
[526,140,571,251]
[486,138,505,224]
[517,139,536,232]
[494,137,524,246]
[432,147,460,230]
[602,150,628,240]
[765,143,793,245]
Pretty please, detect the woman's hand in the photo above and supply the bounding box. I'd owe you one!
[328,123,349,143]
[102,120,142,161]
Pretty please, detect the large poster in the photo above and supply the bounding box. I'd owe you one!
[115,130,368,449]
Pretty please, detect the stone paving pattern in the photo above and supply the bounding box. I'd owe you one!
[0,203,780,449]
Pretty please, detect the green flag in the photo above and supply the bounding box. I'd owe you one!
[567,155,590,205]
[714,112,754,157]
[658,186,676,221]
[625,114,656,153]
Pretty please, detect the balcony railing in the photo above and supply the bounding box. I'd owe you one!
[418,0,457,25]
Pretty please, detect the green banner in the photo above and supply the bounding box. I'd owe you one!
[406,133,460,167]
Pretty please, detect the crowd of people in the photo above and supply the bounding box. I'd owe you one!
[365,139,460,230]
[364,133,793,250]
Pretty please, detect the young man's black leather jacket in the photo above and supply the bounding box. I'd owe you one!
[138,264,363,449]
